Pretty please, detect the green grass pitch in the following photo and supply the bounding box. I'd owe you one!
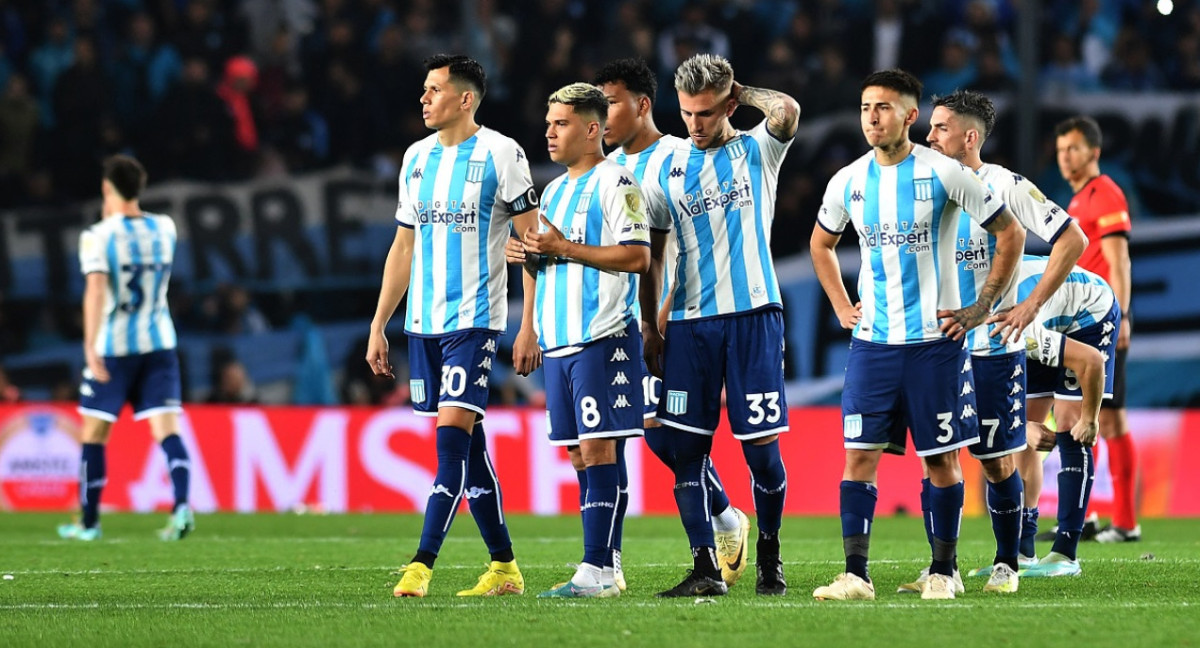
[2,513,1198,647]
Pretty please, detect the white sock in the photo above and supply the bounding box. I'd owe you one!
[712,506,741,533]
[571,563,603,587]
[601,566,615,587]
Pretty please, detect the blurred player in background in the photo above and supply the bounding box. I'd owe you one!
[370,54,540,598]
[654,53,799,598]
[994,255,1121,576]
[59,154,194,542]
[593,57,751,591]
[1053,116,1139,543]
[810,69,1024,601]
[506,82,650,598]
[916,89,1086,594]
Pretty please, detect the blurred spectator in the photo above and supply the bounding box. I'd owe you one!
[207,357,258,404]
[239,0,317,62]
[597,1,654,70]
[216,55,262,178]
[174,0,242,72]
[1056,0,1120,78]
[657,2,729,72]
[215,285,271,336]
[28,16,74,127]
[112,12,182,145]
[340,334,409,406]
[0,365,19,402]
[266,81,329,173]
[1041,33,1100,96]
[923,33,977,99]
[153,56,235,180]
[973,46,1016,93]
[1101,28,1166,91]
[1167,31,1200,90]
[0,73,38,202]
[751,39,808,102]
[51,35,107,200]
[803,45,859,118]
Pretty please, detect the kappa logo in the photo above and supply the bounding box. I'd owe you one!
[961,382,974,396]
[610,348,630,362]
[614,394,631,409]
[617,175,633,186]
[79,382,94,398]
[1100,334,1112,347]
[410,380,426,404]
[665,390,688,415]
[1011,364,1024,378]
[1011,399,1023,412]
[1009,382,1023,396]
[962,357,973,373]
[482,338,497,353]
[516,148,525,162]
[464,486,494,500]
[1100,350,1110,363]
[961,404,977,419]
[1010,417,1023,430]
[669,167,685,178]
[411,168,423,180]
[612,371,630,386]
[430,484,454,497]
[851,190,864,202]
[478,357,492,370]
[843,414,863,439]
[474,375,488,388]
[1102,321,1115,334]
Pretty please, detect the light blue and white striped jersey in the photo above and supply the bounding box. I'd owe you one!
[78,213,178,357]
[534,160,650,354]
[608,134,686,309]
[658,121,791,321]
[818,144,1005,345]
[396,126,537,336]
[957,163,1074,356]
[1019,255,1115,367]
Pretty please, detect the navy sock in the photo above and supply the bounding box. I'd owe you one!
[920,477,933,551]
[705,458,732,516]
[742,439,787,535]
[987,470,1023,568]
[928,481,964,576]
[840,480,877,581]
[673,432,715,549]
[582,463,620,568]
[643,425,675,471]
[1052,434,1095,561]
[1020,507,1039,558]
[464,424,513,562]
[416,426,471,564]
[159,434,190,510]
[613,439,628,553]
[79,443,106,529]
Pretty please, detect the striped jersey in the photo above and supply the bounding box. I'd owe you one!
[534,160,650,354]
[608,134,686,310]
[1019,255,1116,367]
[396,126,538,336]
[78,213,178,357]
[818,144,1005,345]
[956,164,1074,356]
[658,121,791,321]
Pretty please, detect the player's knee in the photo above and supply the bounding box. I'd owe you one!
[979,455,1015,483]
[924,451,962,486]
[567,446,586,471]
[843,449,881,482]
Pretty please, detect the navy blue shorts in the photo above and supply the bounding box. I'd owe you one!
[1026,303,1121,401]
[408,329,498,420]
[545,322,644,446]
[967,351,1028,460]
[78,349,183,422]
[641,357,661,421]
[841,337,980,457]
[657,308,789,440]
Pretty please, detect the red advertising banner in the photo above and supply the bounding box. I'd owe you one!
[1,404,1197,516]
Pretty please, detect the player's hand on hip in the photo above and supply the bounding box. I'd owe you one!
[641,324,665,378]
[1071,419,1099,447]
[938,304,985,341]
[512,325,541,376]
[524,215,566,257]
[835,302,863,330]
[1117,317,1131,350]
[84,349,110,383]
[1026,421,1056,451]
[365,332,394,379]
[986,302,1035,345]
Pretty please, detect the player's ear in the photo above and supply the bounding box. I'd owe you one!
[905,104,920,127]
[461,91,474,111]
[638,95,651,117]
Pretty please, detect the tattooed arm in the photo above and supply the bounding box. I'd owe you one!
[731,82,800,141]
[938,207,1026,340]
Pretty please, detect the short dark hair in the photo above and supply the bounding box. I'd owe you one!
[932,89,996,138]
[593,58,658,103]
[102,154,147,200]
[423,54,486,99]
[1055,115,1102,148]
[861,68,923,104]
[548,83,609,126]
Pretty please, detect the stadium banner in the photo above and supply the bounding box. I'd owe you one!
[1,403,1198,517]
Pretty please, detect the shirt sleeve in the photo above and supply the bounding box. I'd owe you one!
[943,162,1005,227]
[605,168,651,246]
[816,170,851,235]
[495,139,539,214]
[79,227,109,275]
[1023,321,1066,368]
[749,120,792,178]
[642,150,675,233]
[1092,182,1132,237]
[395,151,417,228]
[1004,174,1074,245]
